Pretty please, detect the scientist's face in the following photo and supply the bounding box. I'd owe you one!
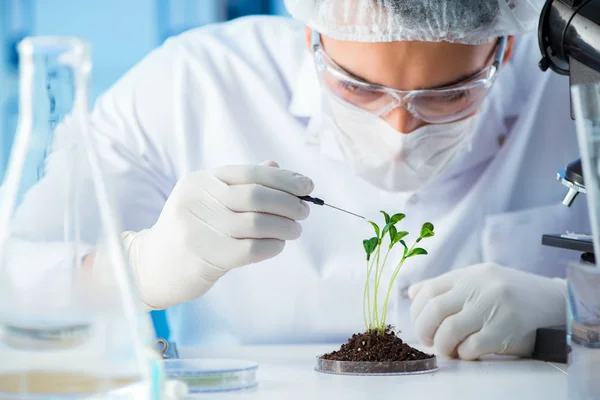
[306,28,514,134]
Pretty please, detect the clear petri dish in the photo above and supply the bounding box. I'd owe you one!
[164,359,258,393]
[1,322,90,350]
[315,356,438,376]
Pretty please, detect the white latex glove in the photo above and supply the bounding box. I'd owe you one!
[122,161,313,309]
[408,264,567,360]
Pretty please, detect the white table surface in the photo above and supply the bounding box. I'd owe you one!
[180,344,568,400]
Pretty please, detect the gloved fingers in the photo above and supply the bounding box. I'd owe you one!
[236,238,286,266]
[408,281,429,300]
[456,330,501,361]
[409,273,457,324]
[185,194,302,240]
[226,184,310,221]
[260,160,280,167]
[413,289,465,347]
[408,267,469,300]
[433,308,484,358]
[232,212,303,240]
[407,281,425,300]
[193,226,286,269]
[214,164,314,197]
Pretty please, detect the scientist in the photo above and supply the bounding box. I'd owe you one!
[15,0,590,360]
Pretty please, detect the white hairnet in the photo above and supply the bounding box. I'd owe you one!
[284,0,545,45]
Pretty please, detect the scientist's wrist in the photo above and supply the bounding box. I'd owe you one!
[121,229,164,311]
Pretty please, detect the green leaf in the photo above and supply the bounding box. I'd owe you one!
[368,237,379,251]
[390,213,406,225]
[399,240,408,257]
[381,222,395,239]
[369,221,381,239]
[363,240,371,260]
[380,211,390,224]
[407,248,428,258]
[363,237,379,260]
[392,231,409,245]
[420,229,435,239]
[388,225,397,243]
[420,223,434,236]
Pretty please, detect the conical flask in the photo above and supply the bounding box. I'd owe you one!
[0,37,164,399]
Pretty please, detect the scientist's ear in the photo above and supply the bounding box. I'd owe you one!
[305,26,312,51]
[502,36,516,65]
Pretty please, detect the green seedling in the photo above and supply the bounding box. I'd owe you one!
[362,211,435,334]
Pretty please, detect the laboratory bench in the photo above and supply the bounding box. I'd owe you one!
[180,343,567,400]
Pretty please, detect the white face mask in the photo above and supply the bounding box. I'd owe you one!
[319,90,481,192]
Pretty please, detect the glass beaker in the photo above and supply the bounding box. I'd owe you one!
[0,37,164,399]
[567,261,600,400]
[572,83,600,255]
[569,83,600,400]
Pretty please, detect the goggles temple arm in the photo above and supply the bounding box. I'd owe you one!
[493,36,508,69]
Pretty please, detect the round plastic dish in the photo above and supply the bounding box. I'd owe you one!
[2,322,90,350]
[315,356,438,376]
[164,359,258,393]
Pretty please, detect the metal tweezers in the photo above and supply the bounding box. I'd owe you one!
[156,338,179,359]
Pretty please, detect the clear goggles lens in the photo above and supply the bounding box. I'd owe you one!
[314,45,500,124]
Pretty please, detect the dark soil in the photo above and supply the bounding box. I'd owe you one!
[321,326,433,362]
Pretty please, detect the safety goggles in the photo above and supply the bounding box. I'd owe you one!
[311,31,507,124]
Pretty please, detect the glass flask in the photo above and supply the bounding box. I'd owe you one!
[0,37,164,399]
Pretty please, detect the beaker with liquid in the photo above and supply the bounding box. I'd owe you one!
[0,37,164,399]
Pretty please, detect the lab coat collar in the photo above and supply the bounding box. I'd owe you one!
[289,52,321,118]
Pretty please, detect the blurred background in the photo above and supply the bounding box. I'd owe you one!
[0,0,290,341]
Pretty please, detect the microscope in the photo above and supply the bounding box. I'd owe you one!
[533,0,600,364]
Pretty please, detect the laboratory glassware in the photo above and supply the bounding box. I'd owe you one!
[0,0,35,182]
[567,261,600,400]
[0,36,164,399]
[164,359,258,393]
[572,83,600,256]
[315,357,438,375]
[569,83,600,399]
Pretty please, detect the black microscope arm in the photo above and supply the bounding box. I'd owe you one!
[566,159,584,186]
[557,158,586,207]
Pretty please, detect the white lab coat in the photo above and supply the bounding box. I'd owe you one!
[12,16,591,346]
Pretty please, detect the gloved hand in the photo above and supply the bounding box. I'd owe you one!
[121,161,313,309]
[408,264,567,360]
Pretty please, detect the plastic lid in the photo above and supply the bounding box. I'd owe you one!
[164,359,258,393]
